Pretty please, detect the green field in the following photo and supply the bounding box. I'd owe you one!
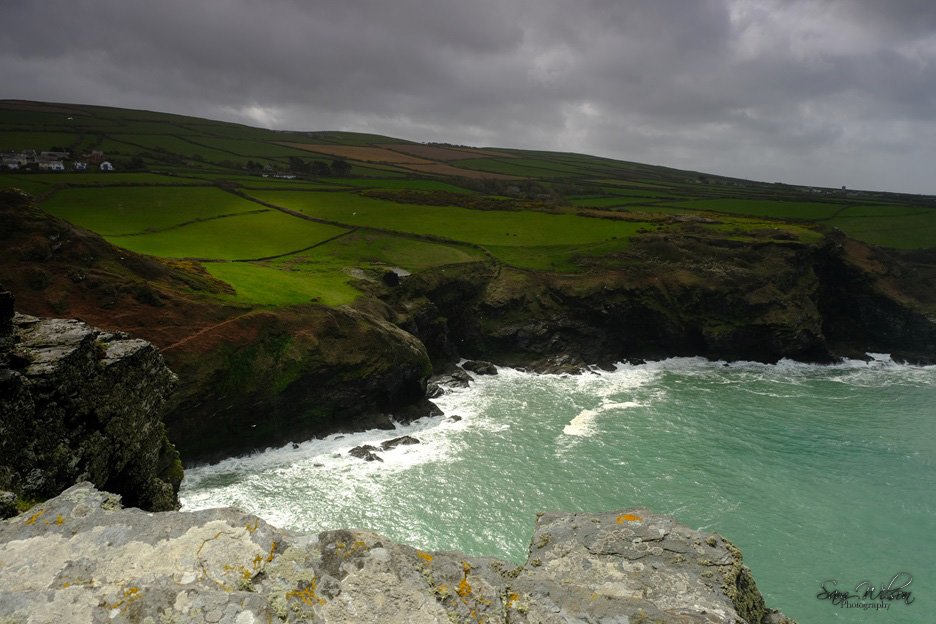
[0,131,79,151]
[276,231,485,273]
[7,172,208,187]
[247,190,650,269]
[109,134,245,163]
[105,209,349,259]
[326,178,474,193]
[42,187,262,235]
[830,212,936,249]
[1,174,58,193]
[205,262,361,307]
[3,100,934,310]
[206,231,486,305]
[184,137,318,158]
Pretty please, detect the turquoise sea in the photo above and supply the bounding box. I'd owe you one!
[181,357,935,623]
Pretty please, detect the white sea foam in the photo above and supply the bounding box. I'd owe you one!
[563,409,599,437]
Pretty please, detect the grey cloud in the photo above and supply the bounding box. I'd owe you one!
[2,0,936,192]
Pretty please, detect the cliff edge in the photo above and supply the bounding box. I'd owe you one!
[0,483,794,624]
[0,288,182,514]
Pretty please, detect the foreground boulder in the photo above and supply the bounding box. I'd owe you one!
[0,483,793,623]
[0,301,182,514]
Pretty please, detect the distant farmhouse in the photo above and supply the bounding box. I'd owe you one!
[0,148,109,173]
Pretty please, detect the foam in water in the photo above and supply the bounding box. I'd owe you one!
[180,356,935,624]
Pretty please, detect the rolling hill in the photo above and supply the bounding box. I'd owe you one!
[2,99,935,461]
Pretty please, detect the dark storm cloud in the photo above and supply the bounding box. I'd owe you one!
[2,0,936,193]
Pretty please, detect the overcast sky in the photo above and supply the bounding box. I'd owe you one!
[2,0,935,193]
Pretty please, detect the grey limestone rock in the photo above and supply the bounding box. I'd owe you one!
[0,311,182,512]
[0,483,794,624]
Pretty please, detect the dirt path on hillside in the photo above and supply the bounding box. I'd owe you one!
[162,311,256,352]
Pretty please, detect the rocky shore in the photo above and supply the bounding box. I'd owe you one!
[3,190,935,463]
[0,483,794,623]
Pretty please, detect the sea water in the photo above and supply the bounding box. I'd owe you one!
[181,357,935,623]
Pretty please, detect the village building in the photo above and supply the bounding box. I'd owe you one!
[38,160,65,172]
[100,161,115,172]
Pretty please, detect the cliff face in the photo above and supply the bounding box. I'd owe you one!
[162,305,434,464]
[3,188,935,466]
[0,291,182,514]
[387,232,936,371]
[0,483,794,624]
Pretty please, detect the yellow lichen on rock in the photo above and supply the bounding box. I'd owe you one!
[286,577,327,607]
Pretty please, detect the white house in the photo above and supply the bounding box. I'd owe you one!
[74,162,88,171]
[39,161,65,172]
[100,161,115,172]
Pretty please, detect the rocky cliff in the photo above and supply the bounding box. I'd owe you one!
[3,188,935,465]
[0,289,182,514]
[385,230,936,371]
[0,483,794,624]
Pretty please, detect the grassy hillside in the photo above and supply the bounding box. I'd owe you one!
[2,99,934,308]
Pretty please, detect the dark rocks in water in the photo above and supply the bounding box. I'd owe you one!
[426,381,444,398]
[462,359,498,375]
[535,354,587,374]
[0,307,182,513]
[291,442,300,449]
[348,445,383,462]
[390,398,443,424]
[0,483,795,624]
[380,435,420,450]
[429,368,472,388]
[446,415,462,422]
[349,413,396,431]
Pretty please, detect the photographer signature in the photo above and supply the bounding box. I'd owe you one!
[817,572,914,606]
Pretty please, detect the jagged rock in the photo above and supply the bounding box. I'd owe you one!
[0,491,15,520]
[535,353,587,374]
[0,484,794,623]
[446,415,462,422]
[429,368,472,388]
[0,311,182,512]
[426,381,444,398]
[380,435,420,450]
[347,445,383,462]
[390,398,443,423]
[462,359,498,375]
